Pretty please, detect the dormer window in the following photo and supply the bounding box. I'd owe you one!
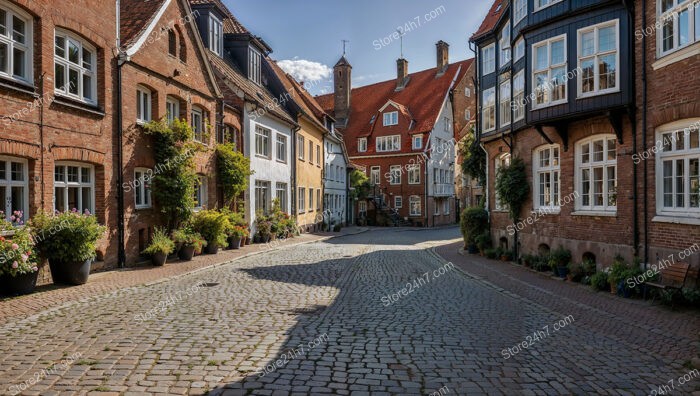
[249,47,261,84]
[383,111,398,126]
[208,14,222,55]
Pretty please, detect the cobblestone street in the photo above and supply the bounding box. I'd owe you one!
[0,227,698,395]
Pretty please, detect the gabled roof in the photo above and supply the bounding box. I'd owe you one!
[189,0,249,34]
[316,59,473,155]
[268,60,329,132]
[470,0,507,42]
[120,0,168,47]
[207,50,296,125]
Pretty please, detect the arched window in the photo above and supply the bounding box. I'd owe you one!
[0,156,28,224]
[0,2,33,83]
[655,118,700,218]
[168,30,177,56]
[54,29,97,104]
[576,135,617,212]
[533,144,561,210]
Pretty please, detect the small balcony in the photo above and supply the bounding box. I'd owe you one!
[433,183,454,197]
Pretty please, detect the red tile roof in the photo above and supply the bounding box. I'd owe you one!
[316,59,473,156]
[268,60,329,132]
[470,0,506,41]
[120,0,167,47]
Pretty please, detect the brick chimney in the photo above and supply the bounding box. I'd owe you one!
[436,40,449,73]
[396,58,408,90]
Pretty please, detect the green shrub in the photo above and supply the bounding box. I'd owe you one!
[590,272,609,291]
[29,211,106,263]
[191,210,230,247]
[217,143,253,206]
[143,228,175,256]
[567,262,584,282]
[485,248,499,259]
[548,247,572,268]
[475,231,492,252]
[0,227,40,276]
[172,227,207,253]
[495,157,529,222]
[460,207,489,247]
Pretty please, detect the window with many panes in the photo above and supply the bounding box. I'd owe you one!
[535,0,563,11]
[276,182,287,210]
[166,96,179,124]
[249,47,261,84]
[390,165,401,185]
[298,187,306,213]
[191,106,204,142]
[276,134,287,163]
[208,14,222,56]
[499,79,511,127]
[482,87,496,132]
[514,38,525,61]
[370,166,380,185]
[482,43,495,75]
[0,156,28,224]
[408,165,420,184]
[376,135,400,152]
[255,180,271,214]
[577,135,617,212]
[409,195,421,216]
[0,3,32,83]
[136,86,151,123]
[657,121,700,216]
[54,163,94,214]
[394,196,402,208]
[297,135,305,160]
[579,20,619,97]
[383,111,398,126]
[657,0,700,56]
[134,168,152,209]
[358,138,367,152]
[255,125,271,158]
[534,145,561,210]
[532,35,567,108]
[499,22,511,66]
[194,175,207,210]
[55,30,96,104]
[513,71,525,121]
[495,153,511,210]
[514,0,527,24]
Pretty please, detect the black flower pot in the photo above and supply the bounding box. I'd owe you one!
[557,266,569,279]
[0,271,39,296]
[227,236,242,250]
[178,245,195,261]
[151,252,167,266]
[49,259,92,285]
[204,242,219,254]
[467,244,478,254]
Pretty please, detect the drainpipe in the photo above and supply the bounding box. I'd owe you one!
[38,73,45,209]
[291,125,300,215]
[116,0,126,268]
[641,0,649,269]
[629,3,639,260]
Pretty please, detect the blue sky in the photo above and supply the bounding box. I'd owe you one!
[222,0,492,96]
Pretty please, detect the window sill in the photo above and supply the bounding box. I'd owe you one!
[530,208,560,215]
[576,88,621,100]
[571,211,616,217]
[0,76,36,97]
[532,100,567,111]
[652,215,700,226]
[653,42,700,70]
[255,155,271,160]
[276,159,288,164]
[135,206,152,211]
[52,96,105,116]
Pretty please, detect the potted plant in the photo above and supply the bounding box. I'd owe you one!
[567,262,584,282]
[30,210,106,285]
[460,207,489,253]
[143,227,175,266]
[590,271,609,291]
[607,255,628,294]
[500,249,514,262]
[475,232,491,256]
[192,210,229,254]
[0,225,41,296]
[172,228,206,261]
[227,226,247,250]
[521,253,536,268]
[548,247,572,279]
[484,248,499,259]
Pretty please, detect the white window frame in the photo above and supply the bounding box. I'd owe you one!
[576,135,617,213]
[657,0,700,57]
[0,156,29,223]
[136,86,152,124]
[54,29,97,105]
[534,0,563,12]
[370,166,380,185]
[655,119,700,218]
[413,135,423,149]
[465,109,472,121]
[316,144,321,166]
[531,34,568,109]
[409,195,421,216]
[208,14,223,56]
[376,135,401,152]
[434,199,440,215]
[495,153,511,211]
[316,189,321,211]
[465,87,471,97]
[383,111,399,126]
[408,165,420,184]
[193,175,207,210]
[499,79,511,128]
[514,37,525,61]
[309,141,314,165]
[514,0,527,25]
[297,135,305,160]
[358,201,367,217]
[191,106,205,143]
[276,182,287,211]
[248,47,261,84]
[134,168,152,209]
[255,180,271,214]
[533,145,561,211]
[53,162,95,214]
[0,2,33,84]
[394,195,403,208]
[276,134,287,163]
[390,165,401,185]
[499,22,511,66]
[513,71,525,121]
[166,96,180,124]
[482,43,495,75]
[482,87,496,132]
[443,198,450,215]
[577,20,620,98]
[255,125,271,158]
[358,137,367,152]
[298,187,306,214]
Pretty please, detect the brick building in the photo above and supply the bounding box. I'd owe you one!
[470,0,699,269]
[0,0,118,269]
[317,43,474,227]
[119,0,224,265]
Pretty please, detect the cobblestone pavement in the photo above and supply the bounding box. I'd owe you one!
[0,227,696,395]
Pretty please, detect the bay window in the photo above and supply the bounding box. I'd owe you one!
[514,0,527,24]
[482,87,496,132]
[534,145,561,210]
[576,135,617,212]
[0,156,28,224]
[499,22,511,66]
[499,79,511,127]
[54,162,94,214]
[55,30,96,104]
[578,20,619,97]
[482,43,495,75]
[532,35,567,108]
[656,120,700,217]
[513,71,525,121]
[0,3,32,83]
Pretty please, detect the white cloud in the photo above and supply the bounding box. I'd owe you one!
[278,58,332,83]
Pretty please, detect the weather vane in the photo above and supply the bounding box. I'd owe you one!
[342,39,349,56]
[396,29,405,58]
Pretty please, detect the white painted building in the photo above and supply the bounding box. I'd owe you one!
[324,125,350,226]
[426,94,457,220]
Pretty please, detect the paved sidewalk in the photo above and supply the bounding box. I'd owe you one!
[436,242,700,365]
[0,227,367,326]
